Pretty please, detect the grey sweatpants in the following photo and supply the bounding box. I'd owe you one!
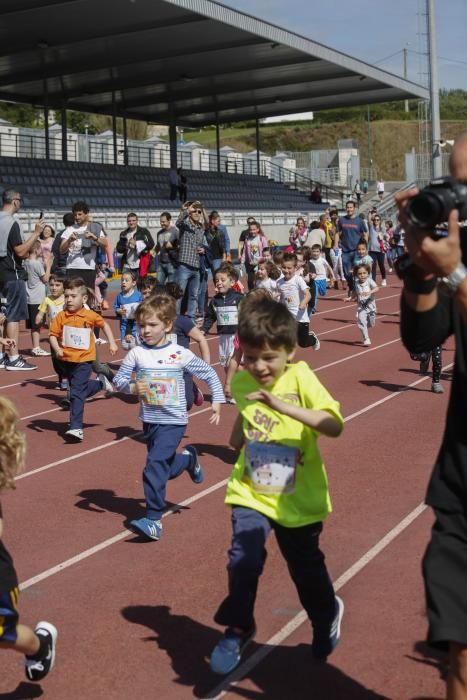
[357,306,376,340]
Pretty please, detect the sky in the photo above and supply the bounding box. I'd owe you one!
[222,0,467,90]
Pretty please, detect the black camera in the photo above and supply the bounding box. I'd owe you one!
[406,176,467,230]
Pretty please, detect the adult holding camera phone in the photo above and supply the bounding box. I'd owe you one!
[175,200,208,320]
[60,201,108,289]
[398,132,467,700]
[0,189,46,370]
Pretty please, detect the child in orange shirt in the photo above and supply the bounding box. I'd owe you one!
[49,277,118,442]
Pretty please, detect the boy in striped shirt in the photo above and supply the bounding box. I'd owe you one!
[113,294,225,541]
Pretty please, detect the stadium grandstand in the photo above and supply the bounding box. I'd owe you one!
[0,0,428,241]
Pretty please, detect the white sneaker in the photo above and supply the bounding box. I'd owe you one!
[98,373,114,395]
[381,279,387,287]
[310,332,320,351]
[31,347,51,357]
[65,428,84,442]
[363,338,371,346]
[95,338,107,345]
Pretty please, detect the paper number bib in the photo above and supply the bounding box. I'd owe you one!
[137,370,180,407]
[123,302,139,320]
[244,442,301,495]
[216,305,238,326]
[63,325,91,350]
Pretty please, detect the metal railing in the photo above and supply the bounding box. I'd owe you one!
[88,141,193,170]
[0,132,77,160]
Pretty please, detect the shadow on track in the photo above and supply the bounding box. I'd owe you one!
[121,604,390,700]
[359,379,428,393]
[0,682,43,699]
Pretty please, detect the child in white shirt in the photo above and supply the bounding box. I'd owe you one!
[277,252,319,350]
[352,264,378,346]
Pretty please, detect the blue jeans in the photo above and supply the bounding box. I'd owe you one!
[197,270,209,316]
[341,250,356,293]
[61,361,102,429]
[157,261,176,285]
[142,423,190,520]
[176,263,200,319]
[214,506,336,630]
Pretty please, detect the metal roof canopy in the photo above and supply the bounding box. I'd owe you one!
[0,0,429,127]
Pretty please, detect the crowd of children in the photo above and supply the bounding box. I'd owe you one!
[0,204,446,686]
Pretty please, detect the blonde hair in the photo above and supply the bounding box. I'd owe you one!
[0,397,25,491]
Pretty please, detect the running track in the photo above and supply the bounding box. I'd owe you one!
[1,275,451,699]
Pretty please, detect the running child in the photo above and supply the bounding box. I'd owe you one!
[352,263,378,346]
[113,294,225,541]
[165,281,210,408]
[209,296,344,674]
[0,396,57,681]
[49,277,118,442]
[114,270,144,348]
[137,275,160,300]
[203,264,244,379]
[35,274,67,389]
[255,260,280,298]
[277,252,319,350]
[24,241,53,357]
[352,240,373,270]
[309,244,334,313]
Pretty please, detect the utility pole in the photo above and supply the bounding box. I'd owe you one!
[427,0,442,177]
[403,46,409,113]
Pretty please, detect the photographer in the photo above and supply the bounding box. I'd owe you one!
[398,132,467,699]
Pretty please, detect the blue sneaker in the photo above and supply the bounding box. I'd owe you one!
[129,517,162,541]
[183,445,204,484]
[210,626,255,675]
[311,596,344,660]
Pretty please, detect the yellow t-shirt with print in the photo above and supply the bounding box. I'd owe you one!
[38,295,65,323]
[226,361,343,527]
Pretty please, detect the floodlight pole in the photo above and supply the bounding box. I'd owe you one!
[427,0,442,178]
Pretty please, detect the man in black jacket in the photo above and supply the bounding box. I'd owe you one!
[116,213,154,275]
[398,132,467,699]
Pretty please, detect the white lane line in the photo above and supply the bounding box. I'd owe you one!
[16,407,213,481]
[315,337,401,371]
[18,368,445,592]
[20,476,229,591]
[202,502,428,700]
[0,357,126,391]
[317,310,398,338]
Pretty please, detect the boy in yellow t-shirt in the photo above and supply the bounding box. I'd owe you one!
[210,296,344,675]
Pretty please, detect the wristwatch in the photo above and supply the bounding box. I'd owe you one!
[439,262,467,294]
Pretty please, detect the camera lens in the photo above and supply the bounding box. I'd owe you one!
[406,191,446,229]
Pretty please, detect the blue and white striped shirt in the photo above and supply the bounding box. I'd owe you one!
[113,341,225,425]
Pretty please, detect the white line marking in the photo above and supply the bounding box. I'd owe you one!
[20,476,229,591]
[313,292,400,317]
[314,337,401,371]
[0,357,125,391]
[202,502,428,700]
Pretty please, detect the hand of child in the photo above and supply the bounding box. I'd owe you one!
[246,389,285,412]
[55,347,64,358]
[119,305,127,317]
[210,402,221,425]
[224,383,232,400]
[0,338,16,350]
[135,380,150,399]
[298,301,307,311]
[124,334,134,344]
[109,341,118,356]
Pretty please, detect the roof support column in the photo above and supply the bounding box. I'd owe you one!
[61,107,68,162]
[255,117,260,176]
[216,119,221,172]
[112,92,118,165]
[123,116,129,166]
[43,80,49,160]
[427,0,442,178]
[169,118,177,170]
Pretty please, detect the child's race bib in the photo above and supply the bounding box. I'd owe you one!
[123,302,139,320]
[216,305,238,326]
[244,441,301,495]
[63,325,91,350]
[137,369,180,407]
[166,333,178,345]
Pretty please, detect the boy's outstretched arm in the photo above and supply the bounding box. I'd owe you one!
[246,389,343,438]
[101,320,118,355]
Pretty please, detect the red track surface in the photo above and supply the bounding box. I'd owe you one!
[0,275,451,699]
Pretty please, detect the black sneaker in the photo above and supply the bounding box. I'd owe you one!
[420,357,430,374]
[311,596,344,661]
[6,355,37,371]
[25,621,57,681]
